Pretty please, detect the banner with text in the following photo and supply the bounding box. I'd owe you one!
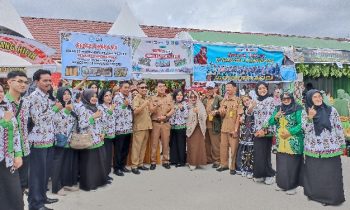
[193,43,285,82]
[131,38,193,75]
[61,32,132,80]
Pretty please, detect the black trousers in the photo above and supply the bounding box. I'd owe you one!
[28,147,54,210]
[18,155,30,192]
[104,138,114,176]
[51,147,65,193]
[170,128,187,165]
[0,161,24,210]
[114,134,131,171]
[253,137,275,178]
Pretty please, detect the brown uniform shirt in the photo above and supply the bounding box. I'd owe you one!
[220,96,243,133]
[132,94,152,131]
[150,94,174,122]
[205,97,215,129]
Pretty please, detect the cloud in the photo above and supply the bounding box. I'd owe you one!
[9,0,350,38]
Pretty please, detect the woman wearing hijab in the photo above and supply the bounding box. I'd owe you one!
[250,82,276,185]
[186,90,207,170]
[302,89,346,206]
[52,87,78,195]
[98,89,115,181]
[267,91,304,195]
[169,89,189,167]
[76,89,108,191]
[0,84,24,210]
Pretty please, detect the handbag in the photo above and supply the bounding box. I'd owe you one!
[69,119,93,149]
[55,134,69,147]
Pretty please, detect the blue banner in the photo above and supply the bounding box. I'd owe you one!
[193,43,285,82]
[61,32,132,81]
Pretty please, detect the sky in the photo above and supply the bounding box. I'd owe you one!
[10,0,350,38]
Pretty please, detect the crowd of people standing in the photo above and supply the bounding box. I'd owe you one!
[0,69,346,210]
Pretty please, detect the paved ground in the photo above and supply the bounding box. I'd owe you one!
[25,156,349,210]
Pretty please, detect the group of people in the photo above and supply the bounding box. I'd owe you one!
[0,69,346,210]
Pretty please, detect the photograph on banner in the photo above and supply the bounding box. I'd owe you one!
[61,32,132,80]
[131,37,193,74]
[193,43,284,82]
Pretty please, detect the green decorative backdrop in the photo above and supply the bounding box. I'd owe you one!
[296,63,350,78]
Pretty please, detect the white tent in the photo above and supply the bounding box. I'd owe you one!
[0,0,33,39]
[107,3,146,37]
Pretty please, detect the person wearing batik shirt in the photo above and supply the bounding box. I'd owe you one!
[51,87,78,196]
[98,89,116,180]
[113,81,133,176]
[302,89,346,206]
[250,81,276,185]
[267,91,304,195]
[76,89,109,191]
[27,70,62,210]
[169,89,189,167]
[5,71,31,194]
[0,83,24,210]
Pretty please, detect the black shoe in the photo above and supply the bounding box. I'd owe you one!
[216,167,229,172]
[45,198,59,204]
[162,163,171,169]
[121,167,131,173]
[114,170,124,176]
[212,163,220,168]
[131,168,141,175]
[106,180,112,185]
[176,163,185,167]
[138,166,149,171]
[150,164,156,170]
[322,203,328,206]
[107,176,114,181]
[230,170,236,175]
[31,206,53,210]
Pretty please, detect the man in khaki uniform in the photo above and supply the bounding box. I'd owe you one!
[203,81,223,168]
[217,81,243,175]
[131,82,152,175]
[149,81,174,170]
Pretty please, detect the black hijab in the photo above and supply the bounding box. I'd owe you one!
[98,89,112,105]
[82,89,98,112]
[255,81,270,101]
[305,89,332,136]
[56,87,71,107]
[278,91,303,115]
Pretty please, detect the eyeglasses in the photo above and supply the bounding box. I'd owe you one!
[189,96,197,99]
[282,97,291,101]
[139,86,147,89]
[12,79,29,85]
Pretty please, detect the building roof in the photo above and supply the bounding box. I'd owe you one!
[22,17,197,59]
[189,31,350,51]
[22,17,350,60]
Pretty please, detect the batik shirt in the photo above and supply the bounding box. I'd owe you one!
[98,104,116,139]
[113,92,133,135]
[5,93,30,156]
[75,105,103,148]
[302,107,346,158]
[268,109,304,155]
[0,101,22,168]
[240,109,255,146]
[169,101,189,129]
[54,108,75,147]
[253,97,276,135]
[27,88,60,148]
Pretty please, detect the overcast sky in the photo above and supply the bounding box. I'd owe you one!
[10,0,350,38]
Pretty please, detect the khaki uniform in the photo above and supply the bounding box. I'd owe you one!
[220,96,243,170]
[131,94,152,169]
[150,94,174,164]
[205,97,221,164]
